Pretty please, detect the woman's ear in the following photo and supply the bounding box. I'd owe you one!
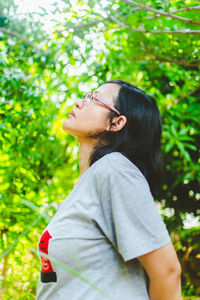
[107,116,127,132]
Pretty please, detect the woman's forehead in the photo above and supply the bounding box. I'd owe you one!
[95,83,120,103]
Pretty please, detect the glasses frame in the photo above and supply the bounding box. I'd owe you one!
[82,91,120,116]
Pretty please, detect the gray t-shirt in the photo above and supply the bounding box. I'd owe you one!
[36,152,171,300]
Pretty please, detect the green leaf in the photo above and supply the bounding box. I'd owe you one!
[177,142,191,162]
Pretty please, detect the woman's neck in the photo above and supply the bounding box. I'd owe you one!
[78,139,96,178]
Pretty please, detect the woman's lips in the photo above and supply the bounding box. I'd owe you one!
[69,110,75,118]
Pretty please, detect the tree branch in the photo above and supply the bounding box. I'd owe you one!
[131,54,200,66]
[144,46,200,66]
[0,27,34,46]
[110,16,200,34]
[151,55,200,66]
[164,5,200,13]
[120,0,200,26]
[147,6,200,20]
[63,17,111,31]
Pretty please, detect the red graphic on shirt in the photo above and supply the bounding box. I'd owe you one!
[39,230,54,273]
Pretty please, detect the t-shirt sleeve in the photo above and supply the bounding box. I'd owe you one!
[93,154,171,262]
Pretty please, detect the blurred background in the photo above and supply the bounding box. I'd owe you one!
[0,0,199,299]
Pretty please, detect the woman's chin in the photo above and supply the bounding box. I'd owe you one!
[62,121,72,132]
[62,122,77,137]
[62,120,68,130]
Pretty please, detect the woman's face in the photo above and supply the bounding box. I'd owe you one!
[62,83,121,141]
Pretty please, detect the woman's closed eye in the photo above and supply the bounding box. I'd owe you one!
[81,93,98,105]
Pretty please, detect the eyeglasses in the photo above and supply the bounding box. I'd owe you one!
[81,91,120,116]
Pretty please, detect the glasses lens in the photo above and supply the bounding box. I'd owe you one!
[82,95,88,103]
[88,92,93,102]
[83,92,93,104]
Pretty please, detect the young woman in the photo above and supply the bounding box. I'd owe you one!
[36,80,182,300]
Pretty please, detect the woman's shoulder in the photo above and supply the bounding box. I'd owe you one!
[90,152,151,195]
[92,152,145,180]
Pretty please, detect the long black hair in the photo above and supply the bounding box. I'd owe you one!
[89,79,163,196]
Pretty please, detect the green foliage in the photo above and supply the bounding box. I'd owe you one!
[0,0,199,298]
[173,227,200,296]
[0,2,79,298]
